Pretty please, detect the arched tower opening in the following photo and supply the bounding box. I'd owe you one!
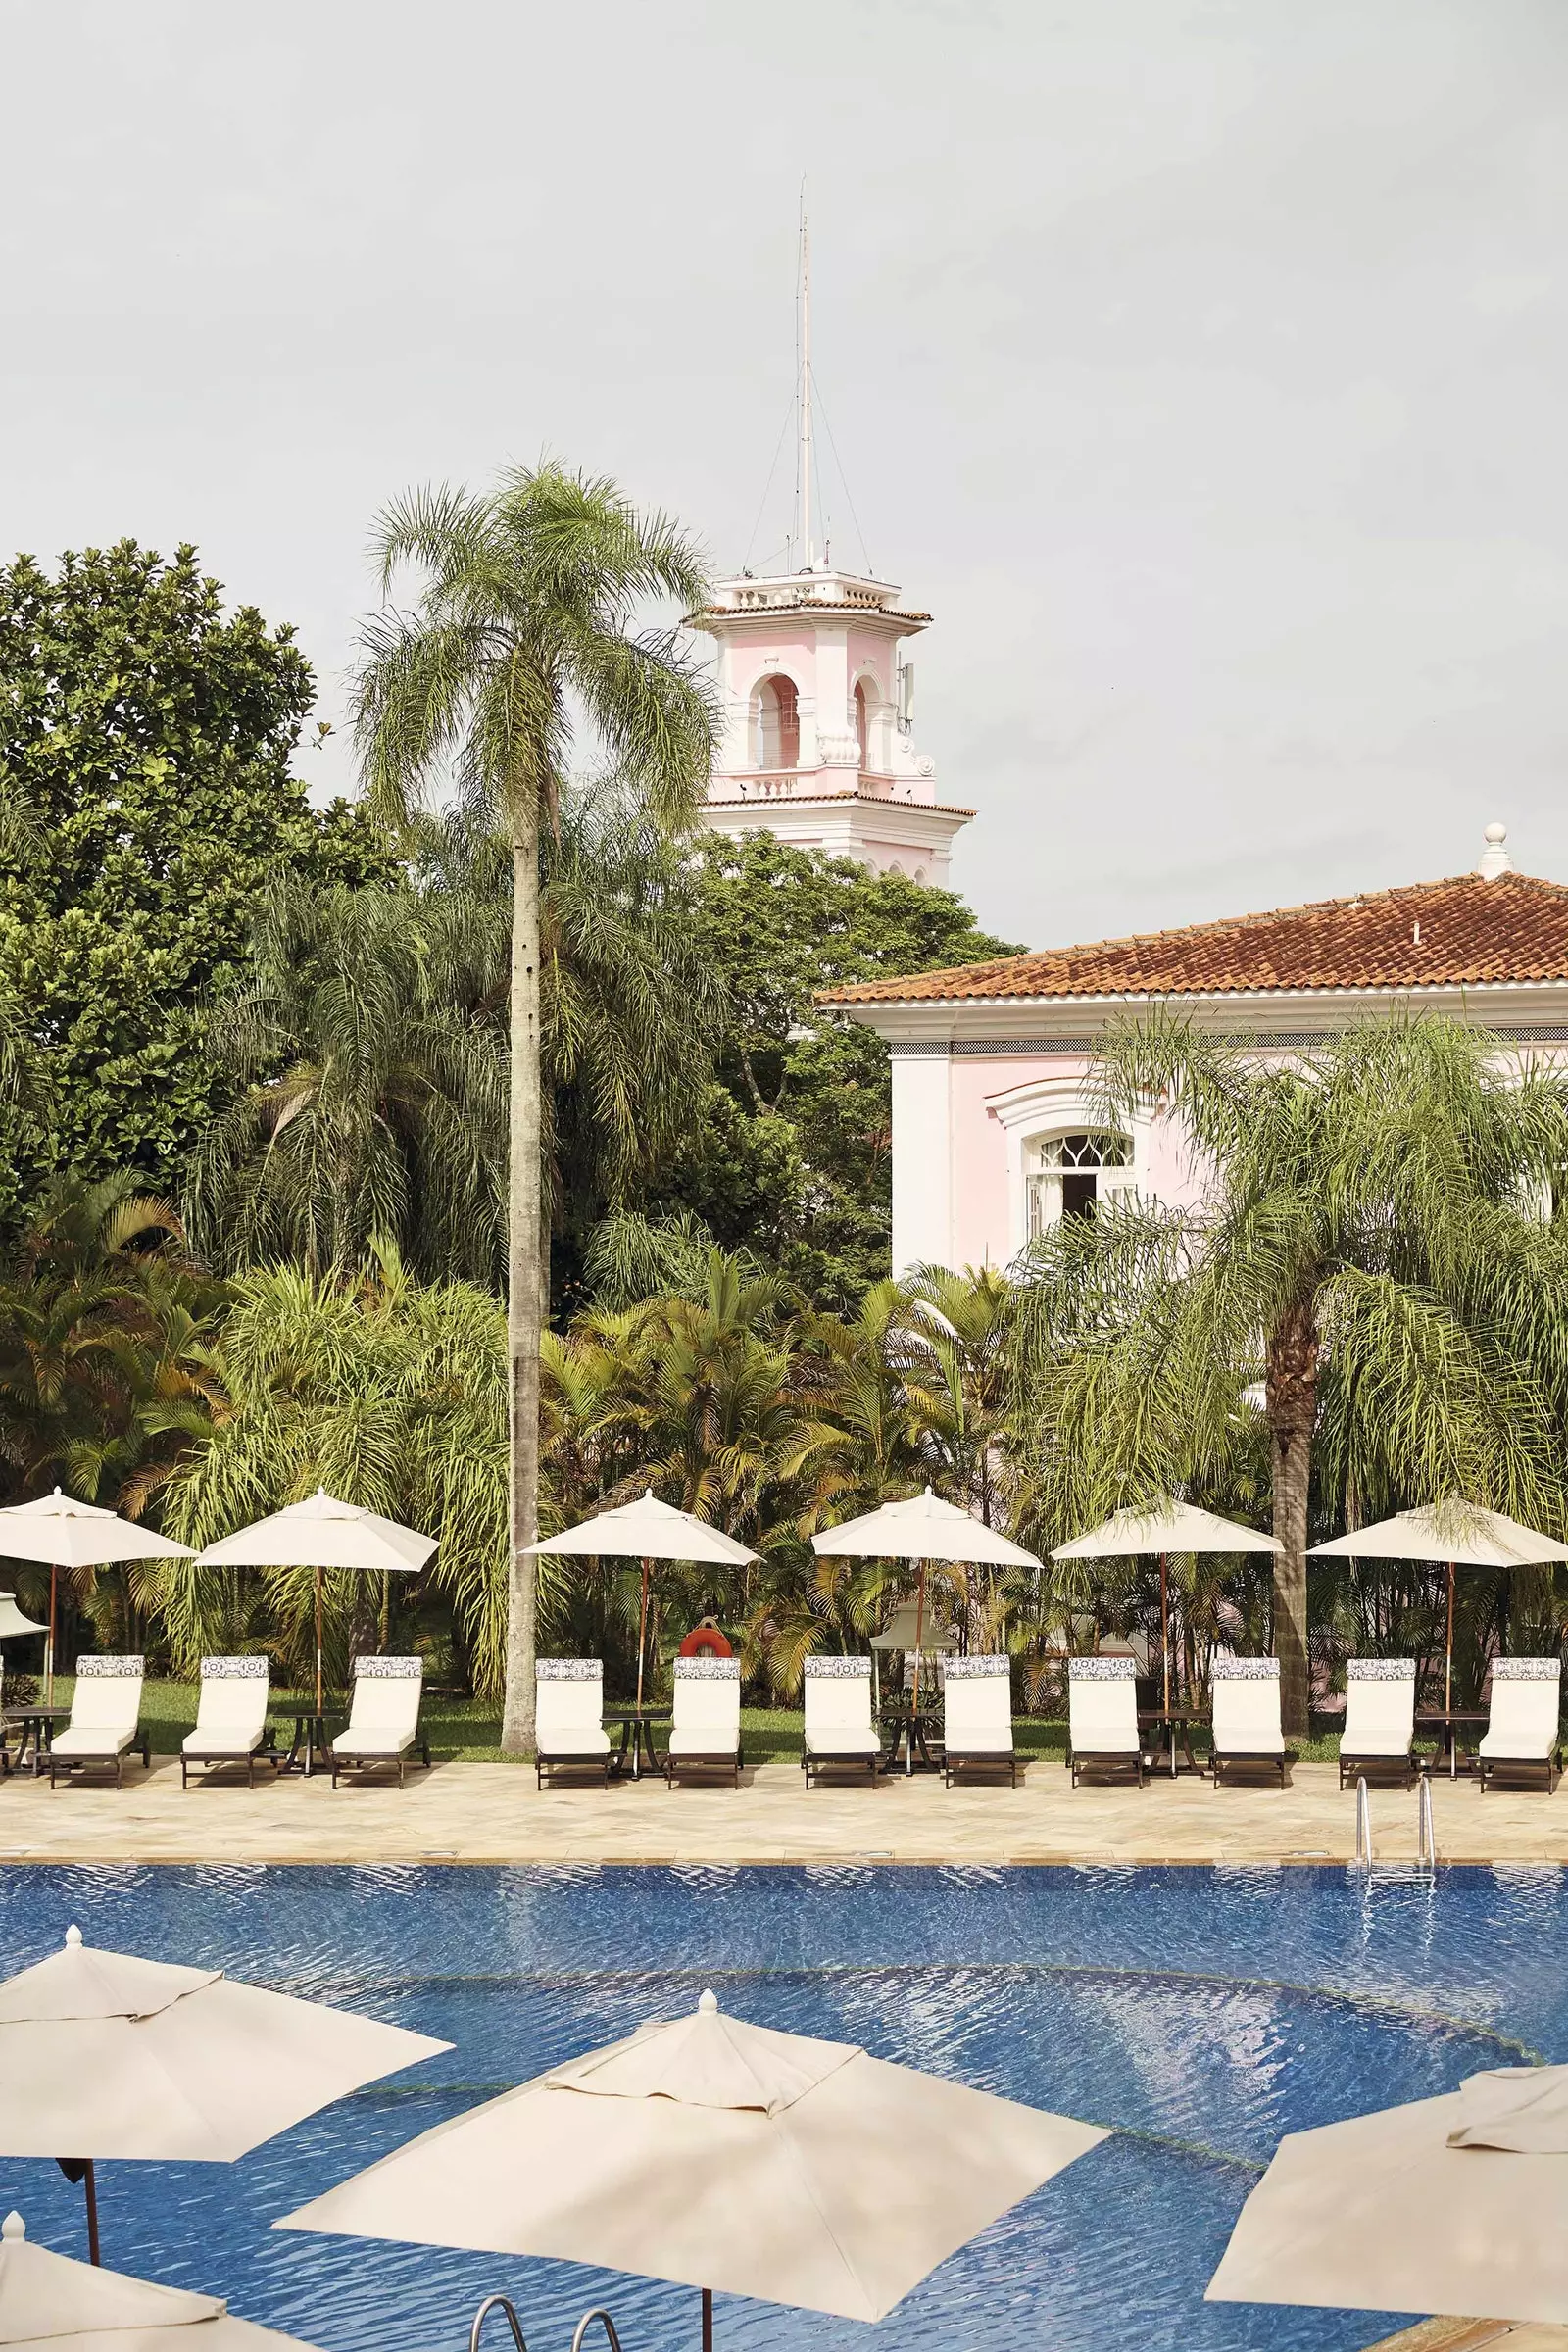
[754,673,800,770]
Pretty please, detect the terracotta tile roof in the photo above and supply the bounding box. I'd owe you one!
[820,869,1568,1006]
[689,603,932,626]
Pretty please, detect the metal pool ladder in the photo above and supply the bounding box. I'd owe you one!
[467,2300,628,2352]
[1354,1773,1437,1883]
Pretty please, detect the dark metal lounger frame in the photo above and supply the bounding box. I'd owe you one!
[802,1747,881,1788]
[1067,1745,1146,1788]
[536,1747,612,1790]
[49,1730,153,1790]
[665,1740,744,1790]
[181,1729,280,1789]
[330,1728,432,1788]
[1479,1742,1561,1794]
[945,1746,1021,1788]
[1210,1745,1288,1789]
[1338,1745,1416,1791]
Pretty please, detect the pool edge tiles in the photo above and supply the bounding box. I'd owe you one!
[3,1756,1567,1870]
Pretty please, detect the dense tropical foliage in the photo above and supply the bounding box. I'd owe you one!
[5,523,1568,1740]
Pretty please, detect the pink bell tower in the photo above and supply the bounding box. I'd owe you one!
[691,220,973,886]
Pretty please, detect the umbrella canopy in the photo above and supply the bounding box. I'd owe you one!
[1308,1503,1568,1568]
[524,1493,758,1566]
[869,1602,959,1652]
[1207,2061,1568,2326]
[0,1595,44,1642]
[0,1925,449,2162]
[195,1490,435,1574]
[1052,1502,1282,1559]
[0,2209,322,2351]
[0,1492,196,1571]
[277,1986,1105,2326]
[811,1488,1041,1569]
[0,1925,449,2265]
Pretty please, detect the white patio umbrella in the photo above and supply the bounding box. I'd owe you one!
[0,1491,194,1703]
[278,1985,1106,2345]
[869,1600,958,1715]
[1053,1501,1282,1716]
[1309,1503,1568,1715]
[0,2209,325,2351]
[1206,2061,1568,2326]
[526,1494,758,1736]
[0,1925,448,2265]
[812,1490,1040,1756]
[0,1594,44,1642]
[196,1490,435,1716]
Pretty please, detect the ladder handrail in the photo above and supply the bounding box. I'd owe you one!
[1417,1772,1436,1872]
[469,2297,529,2352]
[1355,1775,1372,1872]
[571,2312,627,2352]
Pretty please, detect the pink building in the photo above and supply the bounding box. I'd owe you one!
[691,564,974,886]
[823,824,1568,1273]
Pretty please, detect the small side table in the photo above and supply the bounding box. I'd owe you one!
[278,1710,341,1778]
[881,1706,943,1775]
[2,1706,72,1778]
[1415,1708,1489,1780]
[1139,1707,1208,1780]
[605,1706,670,1781]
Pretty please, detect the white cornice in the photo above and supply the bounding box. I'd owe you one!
[834,980,1568,1046]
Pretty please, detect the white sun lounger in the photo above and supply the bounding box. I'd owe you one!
[1337,1658,1416,1789]
[535,1658,612,1788]
[329,1656,430,1788]
[181,1655,274,1788]
[943,1655,1020,1787]
[48,1655,150,1788]
[1479,1657,1563,1792]
[665,1656,742,1788]
[1210,1655,1287,1788]
[1067,1656,1144,1787]
[802,1655,881,1788]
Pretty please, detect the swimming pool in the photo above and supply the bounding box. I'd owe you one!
[1,1865,1564,2352]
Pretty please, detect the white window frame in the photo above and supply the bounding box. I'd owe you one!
[986,1074,1145,1255]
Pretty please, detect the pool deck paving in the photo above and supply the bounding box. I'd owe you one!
[1374,2327,1568,2352]
[3,1754,1565,1867]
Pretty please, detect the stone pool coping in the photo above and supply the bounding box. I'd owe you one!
[1372,2325,1568,2351]
[2,1756,1565,1868]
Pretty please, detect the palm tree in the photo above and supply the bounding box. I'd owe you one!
[1013,1013,1568,1733]
[353,466,714,1753]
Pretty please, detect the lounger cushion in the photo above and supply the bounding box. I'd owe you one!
[1212,1659,1285,1755]
[804,1658,880,1756]
[668,1660,740,1757]
[944,1657,1014,1753]
[1341,1661,1415,1757]
[52,1726,137,1758]
[334,1657,422,1758]
[537,1662,611,1756]
[1479,1660,1561,1760]
[184,1656,270,1755]
[1068,1660,1140,1755]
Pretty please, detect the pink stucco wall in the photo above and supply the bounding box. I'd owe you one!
[945,1052,1215,1270]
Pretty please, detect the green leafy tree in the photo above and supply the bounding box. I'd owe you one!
[1011,1014,1568,1732]
[0,542,389,1220]
[651,835,1019,1307]
[354,466,714,1756]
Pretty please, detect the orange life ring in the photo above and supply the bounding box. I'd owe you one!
[678,1622,733,1659]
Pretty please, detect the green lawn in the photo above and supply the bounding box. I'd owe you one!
[24,1679,1362,1767]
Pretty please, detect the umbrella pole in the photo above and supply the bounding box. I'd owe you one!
[1446,1559,1455,1775]
[1160,1553,1174,1777]
[702,2287,713,2352]
[634,1559,651,1781]
[315,1565,325,1719]
[83,2160,100,2266]
[909,1565,927,1776]
[45,1563,58,1706]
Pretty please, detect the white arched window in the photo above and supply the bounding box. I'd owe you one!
[1024,1130,1134,1235]
[752,674,800,770]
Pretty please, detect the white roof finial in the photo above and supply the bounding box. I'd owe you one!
[1478,822,1512,879]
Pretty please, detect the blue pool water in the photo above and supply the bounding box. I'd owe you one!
[1,1864,1565,2352]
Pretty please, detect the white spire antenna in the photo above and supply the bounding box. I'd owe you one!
[798,192,813,569]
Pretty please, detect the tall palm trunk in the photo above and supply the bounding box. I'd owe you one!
[501,810,542,1756]
[1265,1295,1317,1738]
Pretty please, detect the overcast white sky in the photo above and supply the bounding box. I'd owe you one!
[3,0,1564,949]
